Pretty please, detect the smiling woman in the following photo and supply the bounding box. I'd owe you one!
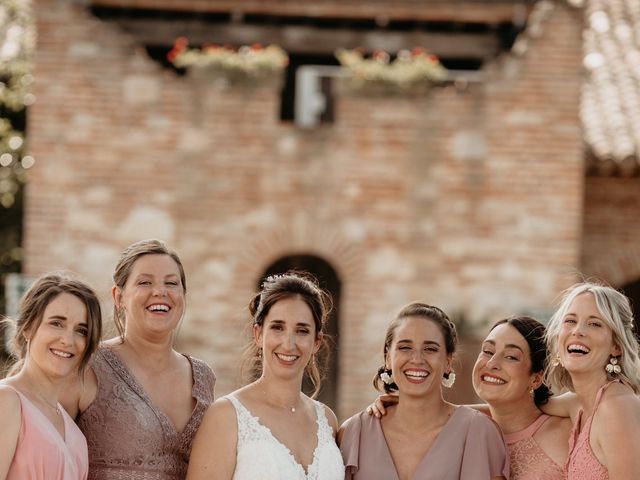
[0,272,102,480]
[338,302,509,480]
[60,239,216,480]
[186,271,344,480]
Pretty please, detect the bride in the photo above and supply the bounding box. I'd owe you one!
[187,272,344,480]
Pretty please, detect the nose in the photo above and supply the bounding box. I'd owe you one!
[59,327,74,346]
[486,354,501,370]
[283,331,295,350]
[152,284,167,296]
[571,321,586,336]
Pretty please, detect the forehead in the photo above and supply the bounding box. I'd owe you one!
[567,292,599,312]
[265,296,314,323]
[393,316,444,342]
[130,254,180,276]
[42,292,88,322]
[485,323,529,352]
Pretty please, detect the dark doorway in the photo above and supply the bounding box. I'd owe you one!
[259,255,341,410]
[621,277,640,342]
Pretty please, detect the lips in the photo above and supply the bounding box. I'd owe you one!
[147,303,171,313]
[275,353,299,364]
[567,343,590,355]
[404,369,429,383]
[50,348,74,359]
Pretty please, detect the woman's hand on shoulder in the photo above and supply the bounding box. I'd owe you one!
[595,390,640,479]
[186,398,238,480]
[365,393,398,418]
[0,386,22,478]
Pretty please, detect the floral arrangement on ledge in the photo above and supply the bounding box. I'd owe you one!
[168,37,289,83]
[335,47,448,94]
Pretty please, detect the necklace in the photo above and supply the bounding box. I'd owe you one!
[260,388,301,413]
[29,388,61,416]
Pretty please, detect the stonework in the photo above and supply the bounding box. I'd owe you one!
[23,0,640,418]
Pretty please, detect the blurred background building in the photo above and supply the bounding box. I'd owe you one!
[1,0,639,419]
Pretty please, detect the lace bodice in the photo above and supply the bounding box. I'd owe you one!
[76,346,215,480]
[504,415,564,480]
[226,395,344,480]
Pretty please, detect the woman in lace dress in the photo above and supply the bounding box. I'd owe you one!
[339,303,509,480]
[472,316,571,479]
[187,272,344,480]
[1,273,102,479]
[540,282,640,479]
[61,239,216,480]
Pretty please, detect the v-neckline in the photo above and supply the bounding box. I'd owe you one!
[231,395,321,477]
[378,405,461,480]
[101,347,198,439]
[13,387,68,443]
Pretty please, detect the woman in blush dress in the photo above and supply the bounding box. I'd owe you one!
[473,316,570,480]
[0,273,102,480]
[541,282,640,479]
[61,239,216,480]
[339,302,509,480]
[187,272,344,480]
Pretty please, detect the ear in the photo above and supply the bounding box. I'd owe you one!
[253,323,262,347]
[530,371,544,390]
[111,285,122,308]
[446,353,454,373]
[313,331,323,354]
[612,342,622,357]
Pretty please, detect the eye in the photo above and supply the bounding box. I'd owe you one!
[425,346,439,353]
[138,280,152,286]
[589,321,602,328]
[297,328,310,335]
[76,327,89,337]
[563,318,576,324]
[505,355,519,361]
[482,349,494,356]
[166,281,179,287]
[398,345,411,351]
[270,324,284,331]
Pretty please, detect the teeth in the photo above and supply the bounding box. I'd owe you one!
[405,370,428,378]
[51,349,72,358]
[567,344,590,354]
[276,354,297,362]
[148,304,170,312]
[482,375,506,385]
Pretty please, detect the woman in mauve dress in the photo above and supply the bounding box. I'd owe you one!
[61,239,216,480]
[0,273,102,480]
[540,282,640,479]
[472,316,570,480]
[338,302,509,480]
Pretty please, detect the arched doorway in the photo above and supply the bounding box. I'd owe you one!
[259,254,341,410]
[621,278,640,342]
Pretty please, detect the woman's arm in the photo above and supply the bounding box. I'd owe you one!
[538,391,574,418]
[366,394,399,418]
[595,395,640,479]
[0,387,21,479]
[186,399,238,480]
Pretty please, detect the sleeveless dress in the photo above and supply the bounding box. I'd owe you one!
[564,381,622,480]
[6,386,88,480]
[76,346,216,480]
[226,395,345,480]
[504,414,565,480]
[339,406,509,479]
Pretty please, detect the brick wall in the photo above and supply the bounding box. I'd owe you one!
[26,0,584,418]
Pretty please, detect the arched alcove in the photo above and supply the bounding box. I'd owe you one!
[259,254,341,410]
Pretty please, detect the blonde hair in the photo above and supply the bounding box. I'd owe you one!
[544,282,640,393]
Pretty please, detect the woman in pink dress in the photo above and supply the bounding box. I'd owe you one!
[542,282,640,479]
[473,316,571,480]
[0,273,102,480]
[339,302,509,480]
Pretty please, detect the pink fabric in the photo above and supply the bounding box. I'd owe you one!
[340,406,509,480]
[565,381,620,480]
[504,414,564,480]
[6,386,88,480]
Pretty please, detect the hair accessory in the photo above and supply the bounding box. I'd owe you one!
[442,371,456,388]
[380,370,394,385]
[261,274,285,289]
[605,355,622,375]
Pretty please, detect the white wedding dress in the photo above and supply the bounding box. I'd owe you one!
[226,395,345,480]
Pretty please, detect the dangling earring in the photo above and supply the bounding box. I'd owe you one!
[605,356,622,375]
[380,369,394,385]
[442,371,456,388]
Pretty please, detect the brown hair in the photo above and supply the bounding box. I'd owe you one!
[242,271,332,399]
[374,302,457,394]
[112,239,186,338]
[5,272,102,375]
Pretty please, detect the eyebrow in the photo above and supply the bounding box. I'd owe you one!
[269,319,313,327]
[397,339,440,346]
[483,339,524,352]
